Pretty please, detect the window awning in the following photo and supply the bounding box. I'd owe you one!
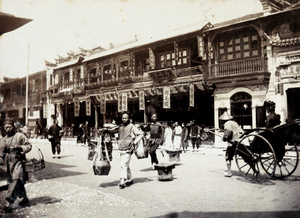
[147,68,177,81]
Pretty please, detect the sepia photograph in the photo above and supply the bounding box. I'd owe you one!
[0,0,300,217]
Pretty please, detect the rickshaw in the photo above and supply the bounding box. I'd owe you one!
[207,119,300,183]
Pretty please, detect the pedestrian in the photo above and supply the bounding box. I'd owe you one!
[189,119,201,152]
[77,123,84,144]
[164,121,174,151]
[173,121,182,150]
[48,119,63,158]
[181,123,189,152]
[83,121,90,146]
[0,117,32,213]
[264,100,281,131]
[144,112,164,169]
[108,112,143,188]
[219,111,240,177]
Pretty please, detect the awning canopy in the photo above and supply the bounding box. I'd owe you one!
[0,12,32,36]
[147,68,177,81]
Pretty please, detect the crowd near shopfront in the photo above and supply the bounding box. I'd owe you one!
[1,1,299,142]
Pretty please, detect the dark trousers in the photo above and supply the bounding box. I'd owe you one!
[191,137,200,149]
[149,142,159,165]
[6,179,27,203]
[84,135,90,145]
[51,141,61,155]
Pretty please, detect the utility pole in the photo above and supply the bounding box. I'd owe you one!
[25,43,30,126]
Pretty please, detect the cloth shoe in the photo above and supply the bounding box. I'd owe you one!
[224,171,232,177]
[57,154,61,159]
[119,178,126,189]
[19,197,30,207]
[52,155,56,158]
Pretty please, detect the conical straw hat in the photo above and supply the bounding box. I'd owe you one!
[219,111,233,120]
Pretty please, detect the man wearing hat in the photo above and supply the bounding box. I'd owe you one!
[219,111,240,177]
[263,100,280,131]
[0,117,32,213]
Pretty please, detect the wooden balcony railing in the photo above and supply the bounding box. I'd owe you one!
[208,57,267,77]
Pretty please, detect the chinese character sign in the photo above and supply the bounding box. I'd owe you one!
[149,48,155,70]
[100,94,106,114]
[139,90,145,110]
[74,99,80,117]
[117,93,122,113]
[163,87,170,109]
[86,98,91,116]
[121,92,128,112]
[43,104,48,119]
[189,84,194,107]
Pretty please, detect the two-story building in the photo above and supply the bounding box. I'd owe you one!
[46,23,215,136]
[205,1,300,130]
[0,71,47,136]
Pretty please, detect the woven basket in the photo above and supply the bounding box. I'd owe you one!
[25,146,45,173]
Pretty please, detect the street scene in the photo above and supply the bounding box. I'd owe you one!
[1,0,300,217]
[1,138,300,217]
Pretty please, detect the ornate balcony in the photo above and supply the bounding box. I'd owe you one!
[208,57,267,77]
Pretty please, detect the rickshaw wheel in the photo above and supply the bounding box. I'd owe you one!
[273,143,299,178]
[235,133,276,184]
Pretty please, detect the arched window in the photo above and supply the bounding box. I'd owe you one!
[230,92,252,129]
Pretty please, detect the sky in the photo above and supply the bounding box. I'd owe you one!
[0,0,263,79]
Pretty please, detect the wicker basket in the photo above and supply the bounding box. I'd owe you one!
[25,146,45,173]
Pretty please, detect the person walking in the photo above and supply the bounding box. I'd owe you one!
[181,123,189,152]
[83,121,90,146]
[144,112,164,169]
[77,123,84,145]
[48,119,63,158]
[108,112,143,188]
[189,119,201,152]
[0,117,32,213]
[219,111,240,177]
[173,121,182,150]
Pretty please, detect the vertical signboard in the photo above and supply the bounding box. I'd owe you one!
[121,92,128,112]
[163,87,171,109]
[100,94,106,115]
[174,41,179,64]
[74,99,80,117]
[43,104,47,119]
[149,48,155,70]
[19,107,23,118]
[139,90,145,110]
[197,36,204,59]
[117,93,122,113]
[86,98,91,116]
[189,83,194,107]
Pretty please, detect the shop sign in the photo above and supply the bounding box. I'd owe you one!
[19,107,23,118]
[100,93,106,114]
[163,87,170,109]
[139,90,145,110]
[86,98,91,116]
[43,104,47,118]
[149,48,155,70]
[74,99,80,117]
[118,93,122,113]
[197,36,205,59]
[189,83,194,107]
[121,92,128,112]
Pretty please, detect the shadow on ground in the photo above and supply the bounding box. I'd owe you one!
[99,177,154,188]
[150,210,300,218]
[28,161,87,181]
